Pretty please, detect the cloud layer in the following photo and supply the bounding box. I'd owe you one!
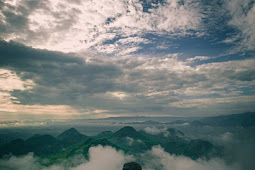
[0,40,255,118]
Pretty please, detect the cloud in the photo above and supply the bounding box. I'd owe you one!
[0,95,84,116]
[0,0,204,53]
[223,0,255,53]
[220,132,234,143]
[0,68,82,118]
[169,95,255,108]
[95,37,151,55]
[144,127,169,137]
[72,145,134,170]
[0,120,46,127]
[0,153,42,170]
[209,131,255,170]
[0,69,83,116]
[186,56,211,63]
[105,91,129,100]
[142,146,239,170]
[211,132,235,145]
[0,69,34,91]
[126,137,134,146]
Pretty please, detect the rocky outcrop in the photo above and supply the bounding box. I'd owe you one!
[123,162,142,170]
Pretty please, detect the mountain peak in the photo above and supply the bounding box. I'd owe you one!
[57,128,85,140]
[167,128,185,137]
[96,131,113,139]
[58,128,79,136]
[121,126,136,131]
[123,162,142,170]
[115,126,137,134]
[65,127,79,133]
[113,126,146,139]
[57,128,88,147]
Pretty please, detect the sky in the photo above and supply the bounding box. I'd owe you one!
[0,0,255,119]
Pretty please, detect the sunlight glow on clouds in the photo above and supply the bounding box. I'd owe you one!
[0,69,34,91]
[0,69,109,118]
[0,91,83,117]
[0,69,76,116]
[107,91,129,100]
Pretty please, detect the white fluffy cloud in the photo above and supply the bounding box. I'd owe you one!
[0,153,41,170]
[144,127,169,137]
[0,0,203,53]
[73,145,133,170]
[143,146,239,170]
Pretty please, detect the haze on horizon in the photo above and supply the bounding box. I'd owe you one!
[0,0,255,120]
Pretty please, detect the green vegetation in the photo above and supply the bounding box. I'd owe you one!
[0,126,221,166]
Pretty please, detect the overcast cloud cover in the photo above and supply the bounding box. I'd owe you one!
[0,0,255,119]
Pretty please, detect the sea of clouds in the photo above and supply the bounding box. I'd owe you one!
[0,145,240,170]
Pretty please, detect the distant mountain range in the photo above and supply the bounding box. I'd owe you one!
[104,116,199,121]
[120,112,255,127]
[200,112,255,127]
[0,126,221,166]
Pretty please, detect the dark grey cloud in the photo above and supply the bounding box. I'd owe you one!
[0,0,46,36]
[0,40,121,107]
